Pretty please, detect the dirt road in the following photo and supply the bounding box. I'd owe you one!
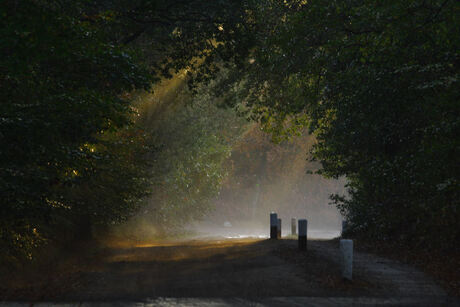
[1,238,457,306]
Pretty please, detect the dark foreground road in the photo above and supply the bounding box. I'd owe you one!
[1,238,458,306]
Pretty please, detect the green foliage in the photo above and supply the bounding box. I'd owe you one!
[3,0,457,264]
[0,0,249,262]
[0,0,153,262]
[75,0,251,85]
[128,75,249,236]
[219,0,459,250]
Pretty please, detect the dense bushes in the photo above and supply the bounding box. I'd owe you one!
[0,0,153,262]
[2,0,458,263]
[0,0,246,262]
[220,0,459,250]
[110,74,249,238]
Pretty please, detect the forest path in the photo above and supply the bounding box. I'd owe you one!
[2,238,456,306]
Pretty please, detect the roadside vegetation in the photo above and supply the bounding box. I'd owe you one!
[1,1,458,292]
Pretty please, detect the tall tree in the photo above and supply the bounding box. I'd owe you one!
[218,0,460,249]
[0,0,251,262]
[0,0,154,262]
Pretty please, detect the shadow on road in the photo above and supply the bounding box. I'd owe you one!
[1,238,455,305]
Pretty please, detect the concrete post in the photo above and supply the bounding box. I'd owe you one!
[270,212,278,239]
[298,219,307,250]
[277,218,282,239]
[291,218,296,236]
[340,239,353,280]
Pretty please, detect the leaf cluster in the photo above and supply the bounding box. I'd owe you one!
[0,0,154,263]
[218,0,459,250]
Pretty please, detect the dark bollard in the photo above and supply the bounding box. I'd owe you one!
[291,218,296,236]
[298,219,307,250]
[270,212,278,239]
[277,218,282,239]
[342,220,348,236]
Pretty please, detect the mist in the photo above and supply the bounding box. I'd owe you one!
[190,124,346,240]
[105,73,346,244]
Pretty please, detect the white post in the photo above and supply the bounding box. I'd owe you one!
[270,212,278,239]
[291,218,296,236]
[340,239,353,280]
[298,219,307,250]
[277,218,282,239]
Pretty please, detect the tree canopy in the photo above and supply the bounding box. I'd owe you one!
[1,0,458,263]
[219,0,459,250]
[1,0,249,262]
